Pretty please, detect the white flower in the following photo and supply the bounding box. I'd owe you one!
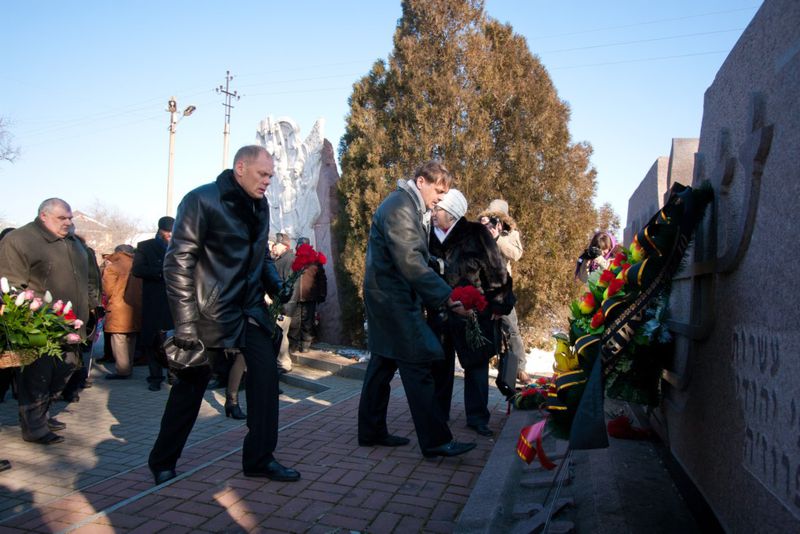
[44,290,53,303]
[73,319,84,329]
[14,293,25,306]
[0,277,9,294]
[63,301,72,315]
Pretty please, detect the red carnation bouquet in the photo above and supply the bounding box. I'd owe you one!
[269,243,327,322]
[450,285,491,351]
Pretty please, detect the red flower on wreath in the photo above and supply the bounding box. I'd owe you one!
[597,269,615,288]
[450,285,488,312]
[590,309,605,329]
[577,292,596,315]
[605,278,626,299]
[611,251,628,269]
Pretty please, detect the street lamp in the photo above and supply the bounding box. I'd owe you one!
[166,96,196,216]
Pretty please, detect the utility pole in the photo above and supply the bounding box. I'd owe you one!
[165,97,196,216]
[216,70,240,170]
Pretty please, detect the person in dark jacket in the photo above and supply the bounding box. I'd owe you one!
[428,189,514,437]
[289,237,327,352]
[357,161,476,459]
[0,198,95,444]
[132,216,175,391]
[148,145,299,485]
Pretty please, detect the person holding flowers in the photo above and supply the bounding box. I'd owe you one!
[358,161,477,459]
[148,145,300,485]
[0,198,95,445]
[428,189,515,437]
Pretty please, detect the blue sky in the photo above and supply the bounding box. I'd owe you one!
[1,1,761,235]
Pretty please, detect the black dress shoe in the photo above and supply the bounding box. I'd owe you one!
[148,382,161,391]
[358,434,411,447]
[422,440,476,458]
[151,467,177,485]
[244,460,300,481]
[47,418,66,431]
[225,402,247,420]
[105,373,132,380]
[25,432,64,445]
[467,423,494,437]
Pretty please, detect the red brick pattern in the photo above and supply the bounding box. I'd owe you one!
[0,370,509,532]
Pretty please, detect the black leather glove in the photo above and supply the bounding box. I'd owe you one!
[585,246,602,259]
[174,322,202,350]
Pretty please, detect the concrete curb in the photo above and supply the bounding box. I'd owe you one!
[456,407,538,533]
[290,346,368,381]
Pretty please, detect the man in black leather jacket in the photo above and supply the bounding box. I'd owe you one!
[358,162,475,459]
[148,145,300,485]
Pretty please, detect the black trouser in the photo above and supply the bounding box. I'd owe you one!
[501,307,526,369]
[146,344,165,385]
[431,334,455,421]
[0,368,17,402]
[463,363,490,427]
[148,322,279,472]
[432,336,491,427]
[358,353,452,451]
[298,301,317,344]
[17,351,78,440]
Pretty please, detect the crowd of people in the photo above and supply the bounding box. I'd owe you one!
[0,144,612,483]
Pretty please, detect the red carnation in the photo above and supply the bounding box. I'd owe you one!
[291,243,323,272]
[450,285,488,312]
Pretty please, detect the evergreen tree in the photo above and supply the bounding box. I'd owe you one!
[336,0,597,345]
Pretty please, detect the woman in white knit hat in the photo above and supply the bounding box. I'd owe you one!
[428,189,515,437]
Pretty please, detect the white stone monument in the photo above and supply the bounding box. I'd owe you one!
[256,116,325,244]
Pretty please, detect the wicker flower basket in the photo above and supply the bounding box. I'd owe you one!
[0,350,39,369]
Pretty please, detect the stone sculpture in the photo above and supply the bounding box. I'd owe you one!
[256,116,325,243]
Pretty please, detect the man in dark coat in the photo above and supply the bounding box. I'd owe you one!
[132,216,175,391]
[428,189,514,437]
[148,145,299,485]
[0,198,96,444]
[357,161,475,459]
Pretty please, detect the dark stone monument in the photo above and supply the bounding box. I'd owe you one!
[653,0,800,530]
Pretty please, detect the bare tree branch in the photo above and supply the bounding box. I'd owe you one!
[0,117,21,164]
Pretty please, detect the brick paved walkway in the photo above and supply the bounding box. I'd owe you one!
[0,356,509,533]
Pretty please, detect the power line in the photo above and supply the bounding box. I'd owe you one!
[543,28,744,54]
[552,50,729,70]
[528,6,759,40]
